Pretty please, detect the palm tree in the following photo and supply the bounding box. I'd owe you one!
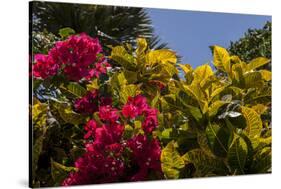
[31,1,168,51]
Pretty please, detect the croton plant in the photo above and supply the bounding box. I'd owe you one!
[31,28,271,187]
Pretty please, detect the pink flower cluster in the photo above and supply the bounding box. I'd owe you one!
[122,95,159,133]
[33,33,110,81]
[62,95,162,186]
[74,89,112,115]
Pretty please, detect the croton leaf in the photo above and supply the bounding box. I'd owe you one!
[246,57,270,71]
[161,141,185,179]
[182,149,227,177]
[206,123,231,157]
[213,46,231,73]
[241,106,263,149]
[227,135,248,174]
[146,49,177,66]
[51,159,77,185]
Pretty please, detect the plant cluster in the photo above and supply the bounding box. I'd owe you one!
[31,29,271,187]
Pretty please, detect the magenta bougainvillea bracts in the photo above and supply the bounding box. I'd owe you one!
[62,95,162,186]
[33,33,110,81]
[122,95,159,133]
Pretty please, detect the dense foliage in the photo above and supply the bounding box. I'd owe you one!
[228,21,271,69]
[31,29,271,187]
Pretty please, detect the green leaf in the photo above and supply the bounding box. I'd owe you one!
[161,141,185,179]
[227,135,248,174]
[251,146,271,173]
[244,72,263,89]
[246,57,270,71]
[110,72,128,89]
[32,135,44,178]
[58,27,75,38]
[51,159,77,185]
[178,63,193,74]
[241,106,263,149]
[208,100,226,117]
[123,69,138,84]
[206,123,231,157]
[213,46,231,73]
[136,38,148,62]
[182,149,227,177]
[193,64,213,87]
[119,84,138,104]
[161,128,173,139]
[86,79,99,91]
[146,49,177,66]
[57,103,85,125]
[66,82,87,97]
[110,46,136,70]
[260,70,272,81]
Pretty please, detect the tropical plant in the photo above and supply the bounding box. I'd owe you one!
[228,21,271,69]
[30,31,271,187]
[31,1,167,51]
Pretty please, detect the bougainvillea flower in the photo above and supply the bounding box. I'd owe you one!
[74,90,99,114]
[62,151,125,186]
[98,105,119,123]
[84,119,98,139]
[33,33,108,81]
[33,54,59,79]
[122,95,149,118]
[122,103,138,118]
[127,135,162,181]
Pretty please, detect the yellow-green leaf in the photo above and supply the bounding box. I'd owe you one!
[227,135,248,174]
[260,70,272,81]
[208,100,226,117]
[146,49,177,66]
[247,57,270,71]
[110,46,136,69]
[120,84,138,104]
[251,104,268,115]
[51,159,77,185]
[213,46,231,73]
[86,79,99,91]
[193,64,213,87]
[57,103,85,125]
[161,141,185,179]
[178,63,193,74]
[241,106,263,149]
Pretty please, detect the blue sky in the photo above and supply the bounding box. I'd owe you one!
[147,8,271,68]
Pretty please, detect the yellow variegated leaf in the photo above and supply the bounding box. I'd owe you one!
[136,38,148,57]
[241,106,263,149]
[193,64,213,87]
[247,57,270,71]
[260,70,272,81]
[136,38,148,65]
[230,55,242,64]
[146,49,177,66]
[161,141,185,179]
[120,84,139,104]
[32,100,48,127]
[244,71,263,89]
[227,134,248,174]
[208,100,226,117]
[178,63,193,74]
[183,84,208,113]
[86,79,99,91]
[182,149,227,176]
[213,46,231,73]
[110,46,136,69]
[57,103,85,125]
[251,104,268,115]
[110,72,127,89]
